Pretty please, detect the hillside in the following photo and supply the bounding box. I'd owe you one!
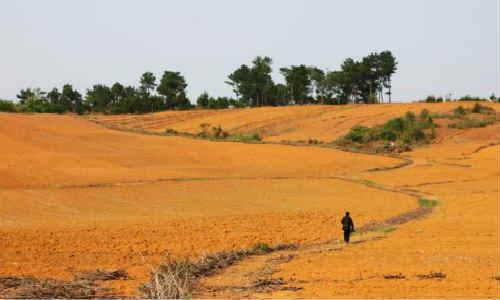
[0,102,498,298]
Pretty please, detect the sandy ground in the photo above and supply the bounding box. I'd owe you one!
[1,103,499,298]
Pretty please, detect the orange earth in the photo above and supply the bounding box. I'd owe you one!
[1,102,499,298]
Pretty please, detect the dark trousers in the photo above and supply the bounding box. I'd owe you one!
[343,230,351,243]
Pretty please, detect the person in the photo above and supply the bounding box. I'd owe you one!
[341,211,355,243]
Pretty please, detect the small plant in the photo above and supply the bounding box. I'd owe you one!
[252,242,273,254]
[165,128,178,135]
[419,198,438,207]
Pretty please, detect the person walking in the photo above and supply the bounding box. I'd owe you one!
[341,211,355,243]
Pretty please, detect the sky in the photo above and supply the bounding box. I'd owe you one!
[1,0,498,103]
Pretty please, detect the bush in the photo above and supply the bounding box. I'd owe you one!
[379,128,397,141]
[345,126,374,143]
[384,117,407,133]
[419,109,430,121]
[453,106,466,117]
[405,111,416,123]
[343,109,438,147]
[472,103,481,113]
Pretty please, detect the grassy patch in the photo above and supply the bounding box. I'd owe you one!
[419,198,438,207]
[373,225,398,233]
[431,104,499,129]
[448,118,495,129]
[227,132,262,142]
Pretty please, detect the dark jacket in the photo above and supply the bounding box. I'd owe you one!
[341,216,354,232]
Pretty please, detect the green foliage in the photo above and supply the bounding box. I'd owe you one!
[419,199,438,207]
[424,95,443,103]
[345,126,374,143]
[0,99,17,112]
[251,243,272,254]
[457,95,488,101]
[344,110,436,145]
[280,64,312,105]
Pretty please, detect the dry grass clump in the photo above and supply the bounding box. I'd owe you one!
[0,276,111,299]
[383,273,405,279]
[140,242,297,299]
[417,271,446,279]
[140,256,196,299]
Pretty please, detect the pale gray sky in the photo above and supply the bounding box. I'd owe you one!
[1,0,498,102]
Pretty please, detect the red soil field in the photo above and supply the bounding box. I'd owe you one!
[1,102,498,298]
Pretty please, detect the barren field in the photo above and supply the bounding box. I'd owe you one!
[1,102,499,298]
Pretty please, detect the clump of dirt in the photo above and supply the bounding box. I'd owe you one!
[383,273,405,279]
[416,271,446,279]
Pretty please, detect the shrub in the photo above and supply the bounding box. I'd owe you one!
[384,117,407,133]
[212,125,223,139]
[453,106,466,117]
[379,128,397,141]
[345,126,375,143]
[165,128,178,134]
[405,111,416,123]
[472,103,482,113]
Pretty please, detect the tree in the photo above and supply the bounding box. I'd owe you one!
[197,92,210,108]
[280,64,312,105]
[85,84,113,112]
[157,70,189,109]
[226,56,274,107]
[140,72,157,96]
[378,51,397,103]
[226,64,252,103]
[60,84,82,113]
[308,67,327,103]
[16,88,35,105]
[110,82,126,106]
[47,88,61,105]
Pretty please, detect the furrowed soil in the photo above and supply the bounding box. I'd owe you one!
[1,102,499,298]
